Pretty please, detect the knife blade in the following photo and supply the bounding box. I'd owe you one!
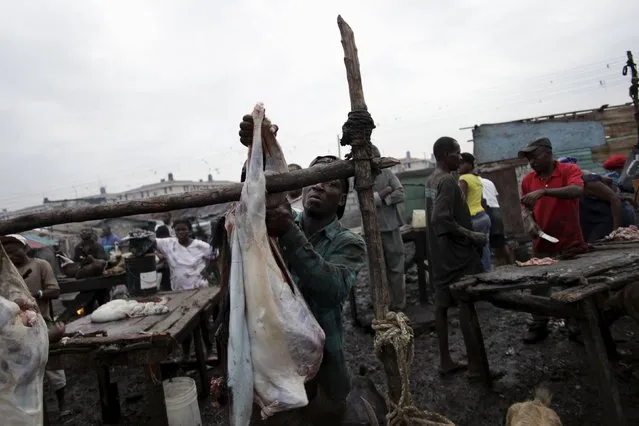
[538,231,559,243]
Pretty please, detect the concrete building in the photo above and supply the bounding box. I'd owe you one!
[389,151,434,174]
[3,172,220,220]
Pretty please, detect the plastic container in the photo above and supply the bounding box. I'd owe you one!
[412,209,426,229]
[125,255,158,296]
[163,377,202,426]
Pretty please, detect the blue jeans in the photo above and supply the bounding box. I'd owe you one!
[472,211,492,272]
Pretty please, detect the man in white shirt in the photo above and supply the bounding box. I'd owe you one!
[479,176,514,265]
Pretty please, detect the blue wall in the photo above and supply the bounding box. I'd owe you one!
[472,120,607,166]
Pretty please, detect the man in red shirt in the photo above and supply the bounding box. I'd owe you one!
[519,137,586,343]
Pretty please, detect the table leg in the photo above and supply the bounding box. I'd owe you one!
[97,365,121,424]
[193,324,209,396]
[415,234,428,304]
[459,301,492,387]
[579,297,626,426]
[145,363,169,426]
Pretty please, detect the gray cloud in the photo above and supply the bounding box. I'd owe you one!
[1,0,638,209]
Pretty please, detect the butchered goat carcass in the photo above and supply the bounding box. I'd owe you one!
[0,243,49,425]
[225,103,325,425]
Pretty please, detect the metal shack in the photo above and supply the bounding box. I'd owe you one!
[471,103,638,240]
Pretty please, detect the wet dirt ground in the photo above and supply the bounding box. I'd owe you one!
[47,300,639,426]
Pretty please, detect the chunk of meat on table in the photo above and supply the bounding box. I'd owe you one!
[516,257,558,267]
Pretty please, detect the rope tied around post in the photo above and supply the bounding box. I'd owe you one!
[340,110,382,180]
[372,311,455,426]
[340,110,376,147]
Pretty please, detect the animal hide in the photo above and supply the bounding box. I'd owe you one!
[226,103,325,424]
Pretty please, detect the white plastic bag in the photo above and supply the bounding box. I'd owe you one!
[227,103,325,424]
[0,244,49,426]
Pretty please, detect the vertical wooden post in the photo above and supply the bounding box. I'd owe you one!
[579,297,627,426]
[337,14,403,405]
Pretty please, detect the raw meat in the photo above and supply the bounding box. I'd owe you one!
[605,225,639,241]
[516,257,558,267]
[226,103,325,424]
[0,243,49,425]
[90,297,170,323]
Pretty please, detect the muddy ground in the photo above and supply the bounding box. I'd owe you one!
[48,294,639,425]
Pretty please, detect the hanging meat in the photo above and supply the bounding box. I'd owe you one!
[0,243,49,425]
[225,103,325,424]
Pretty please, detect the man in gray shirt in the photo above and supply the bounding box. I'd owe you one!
[372,145,406,311]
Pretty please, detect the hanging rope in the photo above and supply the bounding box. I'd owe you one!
[372,311,455,426]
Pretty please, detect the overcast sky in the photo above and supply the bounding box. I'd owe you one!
[1,0,638,210]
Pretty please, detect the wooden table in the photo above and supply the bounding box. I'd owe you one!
[450,245,639,426]
[48,286,221,425]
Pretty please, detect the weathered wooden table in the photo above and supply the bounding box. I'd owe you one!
[48,286,221,425]
[450,245,639,426]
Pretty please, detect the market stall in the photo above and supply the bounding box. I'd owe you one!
[48,286,220,425]
[450,244,639,426]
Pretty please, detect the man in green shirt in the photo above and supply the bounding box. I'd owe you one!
[239,117,367,425]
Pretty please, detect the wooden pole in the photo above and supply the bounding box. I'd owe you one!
[337,15,403,405]
[623,50,639,145]
[0,157,398,235]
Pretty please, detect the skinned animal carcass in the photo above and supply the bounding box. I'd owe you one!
[226,103,325,424]
[0,243,49,425]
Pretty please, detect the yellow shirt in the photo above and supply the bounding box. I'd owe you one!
[459,174,485,216]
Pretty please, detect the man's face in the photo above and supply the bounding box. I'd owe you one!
[174,223,190,243]
[101,227,110,237]
[4,242,27,266]
[80,229,92,241]
[526,148,553,173]
[444,142,462,171]
[302,179,345,219]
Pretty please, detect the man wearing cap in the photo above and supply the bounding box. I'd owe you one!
[238,116,367,424]
[1,234,70,417]
[518,137,586,343]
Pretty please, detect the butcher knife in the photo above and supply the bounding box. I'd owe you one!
[538,231,559,244]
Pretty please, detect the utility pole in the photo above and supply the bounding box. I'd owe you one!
[337,134,342,158]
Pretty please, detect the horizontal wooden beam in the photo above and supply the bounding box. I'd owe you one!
[0,157,398,235]
[480,292,584,319]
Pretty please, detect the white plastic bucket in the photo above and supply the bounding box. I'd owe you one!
[163,377,202,426]
[412,209,426,229]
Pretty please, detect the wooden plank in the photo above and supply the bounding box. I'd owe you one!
[52,288,212,352]
[58,289,202,345]
[0,158,398,235]
[480,292,583,319]
[466,280,551,294]
[552,283,610,303]
[579,297,627,426]
[165,291,216,343]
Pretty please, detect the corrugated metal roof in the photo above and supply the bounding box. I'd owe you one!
[21,232,59,247]
[554,147,604,174]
